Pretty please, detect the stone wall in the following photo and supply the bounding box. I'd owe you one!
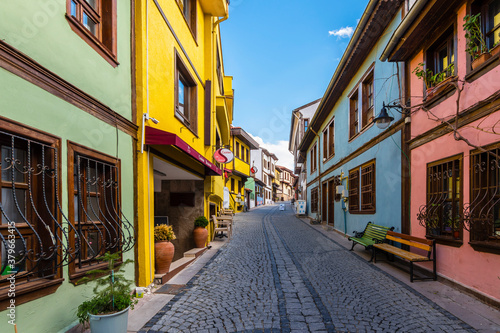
[155,180,205,261]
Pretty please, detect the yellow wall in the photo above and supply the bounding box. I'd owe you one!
[135,0,231,286]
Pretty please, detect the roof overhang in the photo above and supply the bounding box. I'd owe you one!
[199,0,228,17]
[381,0,463,62]
[298,0,404,154]
[230,127,259,149]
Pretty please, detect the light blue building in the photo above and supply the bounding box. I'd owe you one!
[298,0,410,235]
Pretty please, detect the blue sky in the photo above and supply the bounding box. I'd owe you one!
[221,0,368,169]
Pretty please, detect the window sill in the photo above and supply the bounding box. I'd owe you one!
[469,240,500,255]
[0,278,64,308]
[349,210,376,215]
[465,54,500,83]
[65,14,119,68]
[323,154,335,164]
[70,260,123,284]
[425,235,463,247]
[175,113,198,138]
[423,77,457,109]
[348,122,374,143]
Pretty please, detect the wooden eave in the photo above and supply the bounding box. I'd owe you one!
[386,0,465,62]
[298,0,403,154]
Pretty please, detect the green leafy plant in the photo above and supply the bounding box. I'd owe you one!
[154,224,176,241]
[76,252,137,325]
[413,63,454,90]
[464,14,488,59]
[194,216,209,228]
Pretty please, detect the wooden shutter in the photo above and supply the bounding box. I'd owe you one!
[349,169,359,211]
[360,162,375,213]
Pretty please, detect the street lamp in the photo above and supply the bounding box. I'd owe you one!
[373,102,395,129]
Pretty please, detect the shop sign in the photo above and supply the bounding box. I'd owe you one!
[214,148,234,164]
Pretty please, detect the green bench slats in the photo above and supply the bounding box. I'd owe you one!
[348,222,394,261]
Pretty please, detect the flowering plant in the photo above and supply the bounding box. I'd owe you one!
[154,224,176,241]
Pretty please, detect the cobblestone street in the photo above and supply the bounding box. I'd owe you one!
[139,205,476,333]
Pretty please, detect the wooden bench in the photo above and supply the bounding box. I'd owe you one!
[348,222,394,261]
[373,231,436,282]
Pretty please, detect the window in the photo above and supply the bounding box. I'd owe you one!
[0,122,63,305]
[245,149,249,163]
[175,52,197,133]
[472,0,500,51]
[176,0,196,39]
[231,178,235,192]
[310,143,317,173]
[419,155,462,241]
[304,119,309,134]
[68,142,133,280]
[216,49,224,94]
[323,119,335,160]
[362,73,374,128]
[241,145,245,161]
[66,0,117,67]
[349,160,376,214]
[349,91,359,138]
[426,27,455,86]
[238,180,241,193]
[349,66,375,139]
[236,142,240,159]
[467,144,500,251]
[311,187,319,213]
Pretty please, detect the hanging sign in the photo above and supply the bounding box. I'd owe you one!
[250,166,258,174]
[214,148,234,164]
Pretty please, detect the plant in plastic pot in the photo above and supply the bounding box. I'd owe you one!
[193,216,209,248]
[76,252,137,333]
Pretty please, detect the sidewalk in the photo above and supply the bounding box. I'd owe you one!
[127,237,228,333]
[300,217,500,333]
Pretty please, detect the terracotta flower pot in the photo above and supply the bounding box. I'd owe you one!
[490,44,500,57]
[154,241,174,274]
[193,226,208,248]
[472,52,492,70]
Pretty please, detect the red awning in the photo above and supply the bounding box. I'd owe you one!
[145,127,221,176]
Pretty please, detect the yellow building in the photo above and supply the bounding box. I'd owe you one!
[135,0,232,287]
[225,127,259,212]
[274,166,282,202]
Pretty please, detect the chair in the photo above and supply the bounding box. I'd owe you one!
[212,215,232,240]
[221,208,234,216]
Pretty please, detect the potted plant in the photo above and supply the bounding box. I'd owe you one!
[464,14,490,69]
[154,224,176,274]
[491,40,500,57]
[193,216,209,248]
[76,252,137,333]
[413,63,455,99]
[452,216,462,239]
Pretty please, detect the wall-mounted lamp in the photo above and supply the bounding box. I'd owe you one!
[373,102,398,129]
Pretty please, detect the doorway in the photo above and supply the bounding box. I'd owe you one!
[322,182,328,223]
[328,179,335,225]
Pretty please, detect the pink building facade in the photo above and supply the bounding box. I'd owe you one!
[384,0,500,304]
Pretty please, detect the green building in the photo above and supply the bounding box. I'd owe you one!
[0,1,136,332]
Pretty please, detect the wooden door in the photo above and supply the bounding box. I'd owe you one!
[328,179,335,225]
[322,182,327,222]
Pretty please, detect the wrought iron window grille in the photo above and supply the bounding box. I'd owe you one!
[0,130,135,287]
[418,158,462,239]
[463,147,500,246]
[0,132,79,283]
[73,155,135,269]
